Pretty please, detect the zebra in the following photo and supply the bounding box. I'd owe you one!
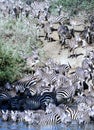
[62,104,90,124]
[57,6,62,16]
[34,66,58,92]
[10,110,18,122]
[0,89,11,110]
[23,95,41,110]
[8,95,25,110]
[88,15,94,24]
[57,24,75,54]
[1,110,9,121]
[25,5,30,18]
[13,5,23,19]
[12,75,41,94]
[57,25,69,48]
[43,21,53,42]
[79,26,91,45]
[82,57,93,72]
[69,67,91,93]
[0,91,11,102]
[23,91,56,110]
[53,63,71,76]
[55,85,76,105]
[39,92,57,110]
[56,74,72,87]
[75,94,94,107]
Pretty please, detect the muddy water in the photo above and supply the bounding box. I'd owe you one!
[0,119,94,130]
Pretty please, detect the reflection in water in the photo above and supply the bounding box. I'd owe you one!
[0,119,94,130]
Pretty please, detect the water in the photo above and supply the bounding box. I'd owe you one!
[0,119,94,130]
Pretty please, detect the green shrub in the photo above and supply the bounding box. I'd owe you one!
[0,40,25,84]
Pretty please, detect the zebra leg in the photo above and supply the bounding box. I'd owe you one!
[58,44,63,55]
[45,33,48,40]
[58,39,65,55]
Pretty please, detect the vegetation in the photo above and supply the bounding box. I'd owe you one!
[50,0,94,15]
[0,16,40,84]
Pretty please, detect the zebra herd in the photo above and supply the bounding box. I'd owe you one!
[1,0,94,128]
[0,50,94,126]
[1,0,94,57]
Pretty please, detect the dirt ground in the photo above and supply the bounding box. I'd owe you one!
[39,22,94,70]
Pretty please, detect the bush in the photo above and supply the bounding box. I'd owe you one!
[0,40,25,84]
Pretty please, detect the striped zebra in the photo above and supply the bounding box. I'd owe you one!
[0,91,11,102]
[69,67,91,93]
[53,63,71,76]
[12,75,41,94]
[39,92,57,110]
[81,57,93,72]
[62,104,90,124]
[44,69,59,85]
[58,25,69,48]
[56,74,72,88]
[1,110,9,121]
[23,96,41,110]
[39,113,61,126]
[75,94,94,107]
[43,21,53,42]
[9,95,25,110]
[23,91,56,110]
[0,89,11,108]
[34,67,58,94]
[0,88,12,110]
[57,24,74,54]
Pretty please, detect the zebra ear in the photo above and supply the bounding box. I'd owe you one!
[11,110,14,114]
[6,110,8,114]
[24,110,27,114]
[1,110,5,114]
[68,62,71,68]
